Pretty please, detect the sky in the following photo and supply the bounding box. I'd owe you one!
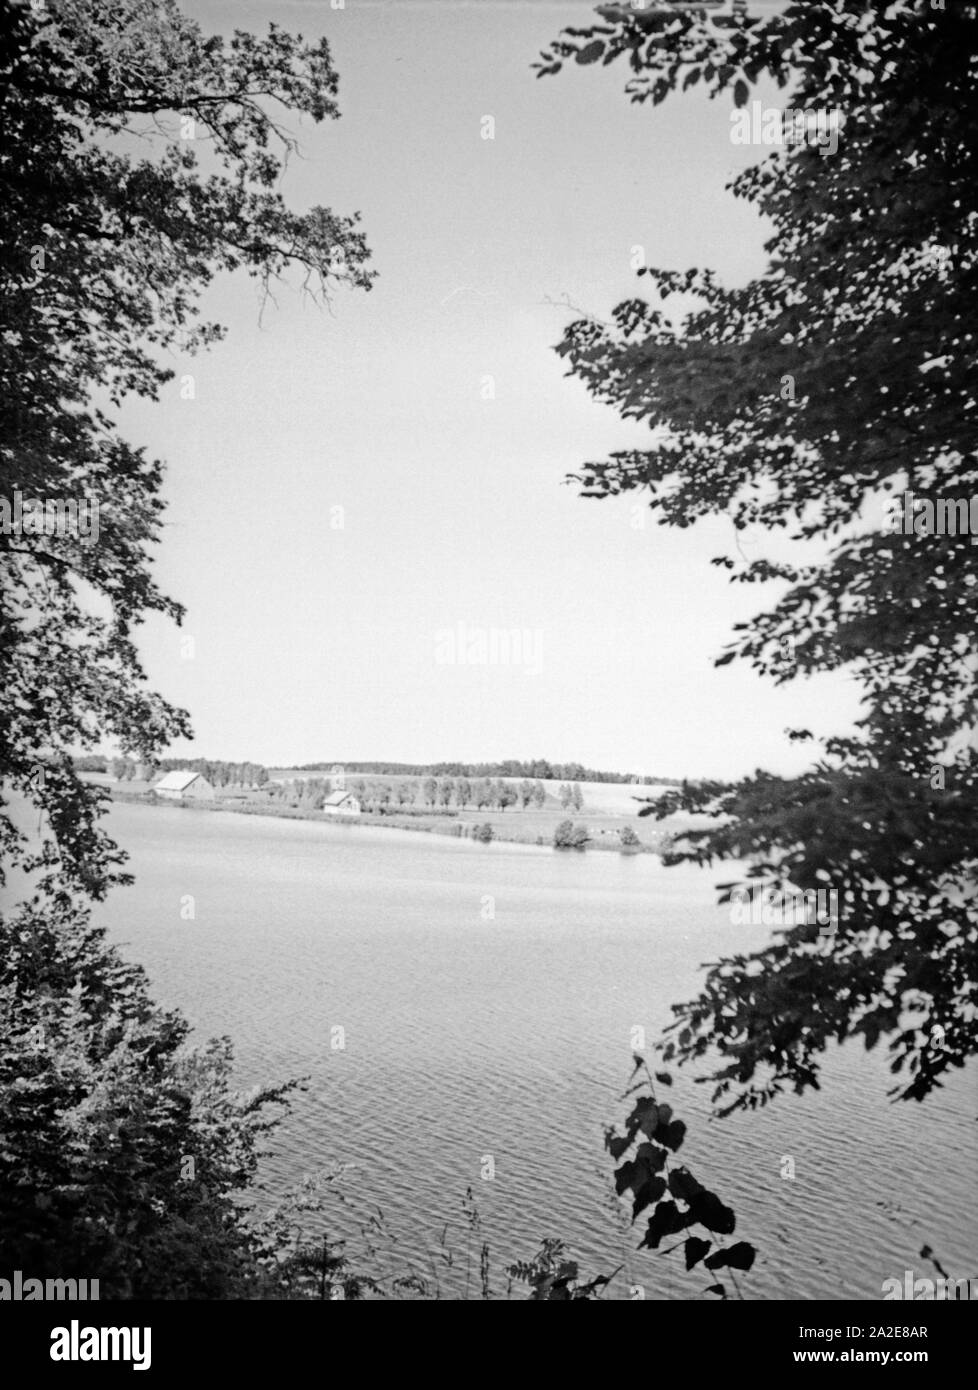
[121,0,862,780]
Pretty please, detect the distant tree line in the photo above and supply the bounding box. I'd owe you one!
[295,759,680,785]
[413,776,549,811]
[264,777,333,810]
[72,754,110,773]
[157,758,269,788]
[83,759,596,818]
[265,775,556,813]
[80,750,680,795]
[74,755,270,788]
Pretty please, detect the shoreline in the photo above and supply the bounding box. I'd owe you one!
[102,787,668,855]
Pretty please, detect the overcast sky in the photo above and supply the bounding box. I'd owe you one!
[122,0,861,779]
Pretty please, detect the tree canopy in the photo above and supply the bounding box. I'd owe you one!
[537,0,977,1110]
[0,0,373,1296]
[1,0,373,903]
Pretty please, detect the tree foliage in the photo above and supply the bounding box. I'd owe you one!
[1,0,374,903]
[553,819,590,850]
[152,758,269,788]
[538,0,978,1110]
[0,898,302,1296]
[0,0,373,1297]
[296,758,677,784]
[606,1058,755,1298]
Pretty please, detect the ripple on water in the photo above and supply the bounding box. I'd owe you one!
[95,801,978,1300]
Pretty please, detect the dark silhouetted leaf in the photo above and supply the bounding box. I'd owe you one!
[656,1118,686,1152]
[668,1166,704,1204]
[640,1200,690,1250]
[627,1096,659,1139]
[575,40,605,64]
[684,1236,712,1270]
[705,1241,756,1272]
[633,1174,667,1218]
[688,1189,736,1235]
[614,1159,640,1197]
[635,1142,668,1173]
[607,1133,630,1160]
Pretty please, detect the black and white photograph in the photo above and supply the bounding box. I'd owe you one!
[1,0,975,1366]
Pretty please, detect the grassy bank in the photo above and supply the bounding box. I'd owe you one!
[101,784,675,853]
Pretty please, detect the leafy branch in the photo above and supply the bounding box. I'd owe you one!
[606,1055,756,1297]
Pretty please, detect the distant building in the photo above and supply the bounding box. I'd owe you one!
[154,770,214,801]
[322,789,362,816]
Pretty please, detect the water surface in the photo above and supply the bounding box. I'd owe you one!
[92,800,977,1300]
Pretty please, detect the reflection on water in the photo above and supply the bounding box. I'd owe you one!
[92,801,978,1300]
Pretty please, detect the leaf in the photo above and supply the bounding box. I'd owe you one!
[633,1174,667,1218]
[654,1070,673,1086]
[733,78,749,108]
[705,1241,756,1272]
[640,1200,690,1250]
[575,40,606,65]
[705,1283,727,1298]
[684,1236,712,1270]
[628,1096,659,1138]
[656,1118,686,1152]
[607,1133,630,1160]
[688,1189,736,1236]
[614,1159,641,1197]
[635,1142,668,1173]
[668,1166,704,1204]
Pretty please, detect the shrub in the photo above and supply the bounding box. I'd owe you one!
[553,820,589,850]
[0,900,298,1297]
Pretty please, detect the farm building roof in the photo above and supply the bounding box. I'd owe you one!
[155,770,203,792]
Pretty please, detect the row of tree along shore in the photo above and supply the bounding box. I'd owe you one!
[96,765,665,852]
[76,753,678,790]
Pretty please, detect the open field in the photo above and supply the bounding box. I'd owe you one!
[86,770,700,851]
[270,770,681,810]
[266,770,698,849]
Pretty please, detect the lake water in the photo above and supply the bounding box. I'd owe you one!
[90,800,977,1300]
